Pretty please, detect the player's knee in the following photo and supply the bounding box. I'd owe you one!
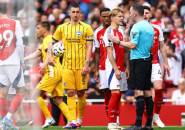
[16,87,26,96]
[144,90,152,97]
[0,88,8,98]
[135,90,144,97]
[153,81,163,90]
[77,90,85,98]
[67,90,76,97]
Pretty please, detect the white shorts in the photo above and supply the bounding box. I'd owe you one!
[106,69,128,91]
[99,70,108,90]
[0,65,25,88]
[151,63,162,82]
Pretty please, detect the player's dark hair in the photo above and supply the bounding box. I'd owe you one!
[143,6,151,11]
[131,4,144,16]
[0,3,7,14]
[69,2,79,9]
[39,21,50,31]
[167,42,176,53]
[100,8,110,15]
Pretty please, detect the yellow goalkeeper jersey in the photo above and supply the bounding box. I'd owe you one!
[53,21,93,70]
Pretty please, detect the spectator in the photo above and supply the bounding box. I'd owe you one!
[165,42,182,86]
[172,77,185,105]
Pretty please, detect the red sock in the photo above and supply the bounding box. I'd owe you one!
[108,92,121,123]
[154,89,163,114]
[104,90,111,117]
[9,94,23,113]
[0,97,7,117]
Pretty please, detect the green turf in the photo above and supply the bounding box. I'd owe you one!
[21,126,185,130]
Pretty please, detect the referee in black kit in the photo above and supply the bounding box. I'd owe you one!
[108,4,155,130]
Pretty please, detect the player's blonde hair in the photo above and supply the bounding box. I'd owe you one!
[110,8,123,17]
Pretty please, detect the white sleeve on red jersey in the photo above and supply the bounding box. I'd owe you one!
[94,28,100,48]
[103,26,113,47]
[94,26,103,48]
[158,26,164,42]
[15,20,24,64]
[153,24,164,42]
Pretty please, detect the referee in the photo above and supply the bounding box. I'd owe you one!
[108,4,154,130]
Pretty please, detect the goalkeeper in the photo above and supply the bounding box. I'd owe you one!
[24,21,77,128]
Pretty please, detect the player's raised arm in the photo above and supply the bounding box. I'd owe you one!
[24,49,41,62]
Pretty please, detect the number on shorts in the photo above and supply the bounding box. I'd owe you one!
[158,70,162,75]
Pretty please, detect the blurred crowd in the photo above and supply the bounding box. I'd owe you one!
[1,0,185,104]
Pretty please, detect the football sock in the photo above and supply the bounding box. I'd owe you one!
[77,95,86,120]
[37,96,51,119]
[9,94,23,114]
[0,97,7,117]
[104,90,111,117]
[135,96,145,127]
[108,92,121,123]
[67,96,76,120]
[58,102,72,122]
[154,89,163,114]
[144,96,154,127]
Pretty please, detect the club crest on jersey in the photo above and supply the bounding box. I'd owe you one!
[76,31,82,36]
[131,32,138,39]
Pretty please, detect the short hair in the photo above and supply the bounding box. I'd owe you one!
[167,42,176,53]
[69,2,79,9]
[143,6,151,11]
[38,21,50,31]
[0,3,7,14]
[100,8,110,15]
[131,4,144,16]
[110,8,123,17]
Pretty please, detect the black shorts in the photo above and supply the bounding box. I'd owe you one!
[128,57,152,91]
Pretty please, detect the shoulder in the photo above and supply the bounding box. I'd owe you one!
[80,21,92,29]
[152,24,161,30]
[94,25,103,35]
[44,35,52,42]
[105,26,112,33]
[173,90,180,95]
[57,22,70,29]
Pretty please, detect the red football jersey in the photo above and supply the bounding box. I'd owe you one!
[0,18,16,61]
[104,27,125,71]
[94,26,107,70]
[151,24,164,64]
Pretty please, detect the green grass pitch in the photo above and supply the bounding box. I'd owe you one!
[21,126,185,130]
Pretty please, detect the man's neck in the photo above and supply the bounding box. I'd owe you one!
[103,24,109,28]
[111,22,119,29]
[135,16,144,22]
[180,89,185,95]
[70,20,80,25]
[0,14,7,18]
[43,32,50,37]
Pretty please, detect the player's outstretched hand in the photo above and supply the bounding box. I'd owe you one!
[163,63,170,77]
[82,64,89,75]
[125,67,130,79]
[108,34,120,44]
[115,69,121,80]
